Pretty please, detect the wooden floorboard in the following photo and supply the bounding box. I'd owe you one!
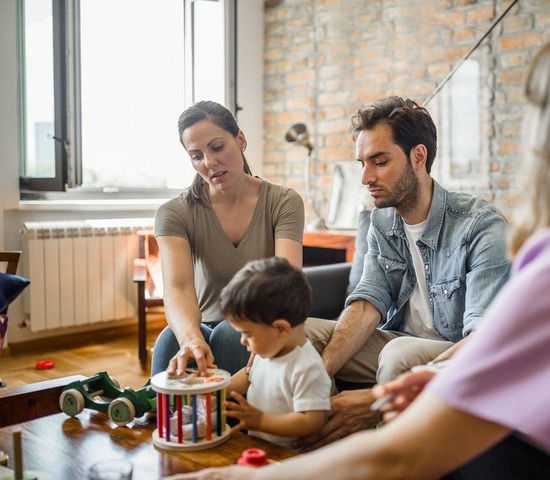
[0,327,163,390]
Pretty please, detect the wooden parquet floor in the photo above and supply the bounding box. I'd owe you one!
[0,329,162,390]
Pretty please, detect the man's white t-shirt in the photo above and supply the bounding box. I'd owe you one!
[402,219,444,340]
[246,339,331,449]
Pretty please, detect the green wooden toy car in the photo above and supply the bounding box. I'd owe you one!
[59,371,156,426]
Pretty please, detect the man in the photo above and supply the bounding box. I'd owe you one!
[300,96,510,448]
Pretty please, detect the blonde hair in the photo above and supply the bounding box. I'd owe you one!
[509,43,550,256]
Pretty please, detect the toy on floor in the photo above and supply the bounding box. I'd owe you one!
[59,371,155,426]
[150,368,231,451]
[34,360,54,370]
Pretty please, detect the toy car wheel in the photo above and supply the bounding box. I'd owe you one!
[108,397,136,426]
[59,389,85,417]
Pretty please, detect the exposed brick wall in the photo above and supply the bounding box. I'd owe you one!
[263,0,550,223]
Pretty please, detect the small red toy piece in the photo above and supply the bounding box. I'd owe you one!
[35,359,55,370]
[237,448,269,467]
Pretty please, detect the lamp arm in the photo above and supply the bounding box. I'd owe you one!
[304,152,327,230]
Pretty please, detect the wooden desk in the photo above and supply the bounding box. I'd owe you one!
[303,230,356,266]
[0,411,296,478]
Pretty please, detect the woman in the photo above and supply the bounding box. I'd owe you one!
[170,43,550,480]
[152,101,303,376]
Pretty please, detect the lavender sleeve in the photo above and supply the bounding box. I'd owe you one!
[427,229,550,453]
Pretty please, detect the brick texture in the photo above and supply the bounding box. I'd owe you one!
[263,0,550,223]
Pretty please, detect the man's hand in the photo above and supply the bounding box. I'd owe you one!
[167,337,215,376]
[372,370,436,422]
[292,389,380,451]
[163,466,257,480]
[225,391,264,433]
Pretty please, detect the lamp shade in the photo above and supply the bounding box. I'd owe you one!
[284,123,313,154]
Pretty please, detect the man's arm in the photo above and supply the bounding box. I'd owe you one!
[322,300,381,376]
[462,211,510,335]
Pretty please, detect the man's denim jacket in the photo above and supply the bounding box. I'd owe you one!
[345,181,511,342]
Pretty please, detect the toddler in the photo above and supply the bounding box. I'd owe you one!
[220,257,331,449]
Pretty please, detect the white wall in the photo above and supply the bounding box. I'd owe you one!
[0,0,264,344]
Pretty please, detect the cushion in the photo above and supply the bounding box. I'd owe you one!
[0,273,30,313]
[346,209,371,296]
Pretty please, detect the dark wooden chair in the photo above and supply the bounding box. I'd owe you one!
[133,231,163,366]
[0,252,20,277]
[1,251,23,388]
[0,375,87,427]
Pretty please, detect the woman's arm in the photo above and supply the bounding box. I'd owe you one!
[275,238,303,269]
[173,392,510,480]
[258,392,510,480]
[157,235,214,375]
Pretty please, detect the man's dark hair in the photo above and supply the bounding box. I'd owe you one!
[351,96,437,173]
[220,257,312,327]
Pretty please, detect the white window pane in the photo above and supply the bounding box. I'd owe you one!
[23,0,56,178]
[450,59,480,174]
[79,0,191,189]
[193,0,225,104]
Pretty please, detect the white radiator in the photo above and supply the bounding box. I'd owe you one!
[22,218,154,332]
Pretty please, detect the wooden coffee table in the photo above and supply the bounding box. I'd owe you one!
[0,410,297,478]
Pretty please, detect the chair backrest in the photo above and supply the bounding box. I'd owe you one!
[346,210,371,296]
[136,232,163,299]
[0,252,21,275]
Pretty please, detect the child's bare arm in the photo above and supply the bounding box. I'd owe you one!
[259,410,327,437]
[228,368,250,395]
[226,391,327,437]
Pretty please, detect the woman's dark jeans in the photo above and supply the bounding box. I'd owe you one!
[151,320,249,376]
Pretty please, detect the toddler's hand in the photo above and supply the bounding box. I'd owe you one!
[225,391,263,433]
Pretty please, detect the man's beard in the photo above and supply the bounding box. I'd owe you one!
[373,161,419,217]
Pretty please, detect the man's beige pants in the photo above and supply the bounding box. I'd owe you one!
[305,317,453,384]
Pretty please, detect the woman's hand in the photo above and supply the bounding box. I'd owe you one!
[292,389,379,451]
[372,370,436,422]
[167,336,215,376]
[225,391,264,433]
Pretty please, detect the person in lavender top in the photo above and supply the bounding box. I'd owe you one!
[165,42,550,480]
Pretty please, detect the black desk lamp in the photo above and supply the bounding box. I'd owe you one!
[285,123,327,230]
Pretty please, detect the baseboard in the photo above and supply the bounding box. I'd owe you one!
[7,315,166,355]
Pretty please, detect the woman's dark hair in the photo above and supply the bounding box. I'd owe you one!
[177,101,252,204]
[351,96,437,173]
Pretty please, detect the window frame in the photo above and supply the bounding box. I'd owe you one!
[18,0,236,198]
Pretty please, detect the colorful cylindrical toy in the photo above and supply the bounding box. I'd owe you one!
[150,368,231,451]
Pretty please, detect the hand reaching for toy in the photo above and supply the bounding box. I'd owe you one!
[225,391,263,433]
[167,336,215,377]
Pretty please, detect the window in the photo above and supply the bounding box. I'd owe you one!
[19,0,235,197]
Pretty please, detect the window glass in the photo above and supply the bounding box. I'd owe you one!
[193,0,225,104]
[22,0,55,178]
[79,0,190,189]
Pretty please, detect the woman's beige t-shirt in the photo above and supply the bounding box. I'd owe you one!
[155,180,304,323]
